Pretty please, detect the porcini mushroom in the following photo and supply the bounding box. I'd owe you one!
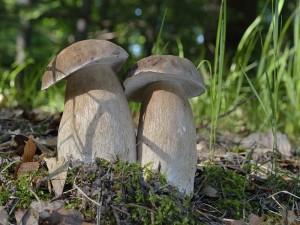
[124,55,205,193]
[42,39,136,163]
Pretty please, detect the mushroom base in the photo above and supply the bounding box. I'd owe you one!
[58,64,136,163]
[138,81,197,194]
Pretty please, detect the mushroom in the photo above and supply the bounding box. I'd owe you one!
[124,55,205,193]
[42,39,136,163]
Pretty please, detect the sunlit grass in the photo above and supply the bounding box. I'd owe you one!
[0,58,65,112]
[209,0,226,154]
[191,0,299,143]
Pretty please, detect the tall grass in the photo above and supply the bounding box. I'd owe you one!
[240,0,299,142]
[209,0,227,153]
[0,59,65,112]
[193,0,299,145]
[152,8,168,55]
[0,59,34,107]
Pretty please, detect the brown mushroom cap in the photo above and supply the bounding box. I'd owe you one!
[41,39,128,90]
[124,55,205,101]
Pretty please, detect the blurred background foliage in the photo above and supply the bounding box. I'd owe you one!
[0,0,299,142]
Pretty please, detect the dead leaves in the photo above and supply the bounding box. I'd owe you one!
[15,200,95,225]
[13,137,69,196]
[241,130,292,158]
[0,206,9,225]
[14,137,37,178]
[45,157,69,197]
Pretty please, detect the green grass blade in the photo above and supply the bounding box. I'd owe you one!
[242,66,269,118]
[152,8,168,55]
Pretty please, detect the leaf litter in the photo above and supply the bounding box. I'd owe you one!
[0,108,300,224]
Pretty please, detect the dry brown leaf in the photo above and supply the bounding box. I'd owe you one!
[226,219,246,225]
[14,137,37,178]
[16,200,94,225]
[22,138,37,162]
[18,162,40,174]
[249,213,264,225]
[16,200,64,225]
[45,157,68,197]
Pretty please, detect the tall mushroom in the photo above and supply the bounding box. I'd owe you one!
[124,55,205,193]
[42,39,136,163]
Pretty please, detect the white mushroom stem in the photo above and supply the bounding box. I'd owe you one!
[58,64,136,163]
[137,81,197,194]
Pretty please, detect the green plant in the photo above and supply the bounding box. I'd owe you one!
[189,0,300,145]
[0,188,10,206]
[209,0,227,154]
[0,58,34,107]
[152,8,169,55]
[0,58,65,111]
[14,170,52,209]
[203,165,250,219]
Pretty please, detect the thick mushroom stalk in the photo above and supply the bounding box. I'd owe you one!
[42,40,136,163]
[124,55,205,194]
[139,81,196,193]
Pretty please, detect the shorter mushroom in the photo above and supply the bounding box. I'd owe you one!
[42,39,136,163]
[124,55,205,194]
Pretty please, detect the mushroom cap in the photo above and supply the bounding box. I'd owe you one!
[41,39,128,90]
[124,55,205,101]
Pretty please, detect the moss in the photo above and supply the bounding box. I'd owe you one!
[4,157,297,223]
[64,159,200,224]
[14,169,52,209]
[0,188,10,206]
[231,146,246,153]
[202,165,252,219]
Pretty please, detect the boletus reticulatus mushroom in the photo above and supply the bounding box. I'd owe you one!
[42,39,136,163]
[124,55,205,193]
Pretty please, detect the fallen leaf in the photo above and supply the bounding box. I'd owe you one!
[226,219,246,225]
[16,200,95,225]
[241,130,292,157]
[16,200,64,225]
[285,210,300,225]
[22,138,37,162]
[18,162,40,174]
[0,206,9,225]
[201,185,218,197]
[14,137,37,178]
[45,157,69,197]
[249,213,264,225]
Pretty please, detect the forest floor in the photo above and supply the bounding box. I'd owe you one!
[0,108,300,225]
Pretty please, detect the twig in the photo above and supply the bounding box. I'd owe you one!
[73,183,102,207]
[9,198,20,216]
[267,190,300,201]
[62,187,77,195]
[111,205,130,216]
[112,206,121,225]
[96,203,101,225]
[118,203,156,213]
[29,188,41,202]
[270,195,284,209]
